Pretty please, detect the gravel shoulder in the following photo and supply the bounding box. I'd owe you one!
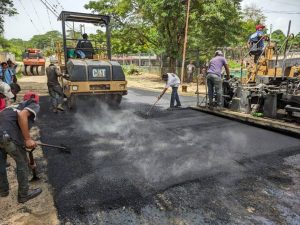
[0,75,59,225]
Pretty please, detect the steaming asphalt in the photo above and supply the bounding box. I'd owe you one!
[37,88,300,224]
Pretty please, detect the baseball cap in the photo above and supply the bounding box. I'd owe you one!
[256,24,265,30]
[215,50,223,56]
[23,91,39,104]
[0,81,14,99]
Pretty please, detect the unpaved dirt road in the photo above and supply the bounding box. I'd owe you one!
[35,88,300,225]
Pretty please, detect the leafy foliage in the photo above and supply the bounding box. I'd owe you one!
[294,33,300,49]
[0,0,17,33]
[239,4,266,45]
[85,0,243,68]
[1,0,298,67]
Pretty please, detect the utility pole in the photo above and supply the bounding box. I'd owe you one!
[180,0,191,89]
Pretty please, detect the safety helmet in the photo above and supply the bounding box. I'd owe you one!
[256,24,265,30]
[23,91,39,104]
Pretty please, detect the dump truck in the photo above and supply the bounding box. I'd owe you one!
[22,48,46,75]
[57,11,127,109]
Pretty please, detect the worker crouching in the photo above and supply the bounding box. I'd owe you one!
[0,92,42,203]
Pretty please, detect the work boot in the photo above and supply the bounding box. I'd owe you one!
[18,188,42,204]
[0,191,9,197]
[57,104,65,111]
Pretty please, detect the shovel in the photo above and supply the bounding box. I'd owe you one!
[37,142,71,154]
[28,148,39,181]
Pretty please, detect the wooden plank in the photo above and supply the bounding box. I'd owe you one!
[190,106,300,136]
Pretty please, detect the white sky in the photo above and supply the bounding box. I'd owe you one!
[3,0,300,41]
[241,0,300,34]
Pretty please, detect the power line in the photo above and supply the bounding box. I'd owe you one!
[46,7,54,30]
[271,0,300,7]
[17,0,41,34]
[39,0,59,18]
[30,0,46,32]
[263,10,300,14]
[45,0,60,15]
[39,0,73,30]
[55,0,64,10]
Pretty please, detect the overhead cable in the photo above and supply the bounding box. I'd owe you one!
[17,0,41,34]
[46,7,54,30]
[263,10,300,14]
[30,0,46,32]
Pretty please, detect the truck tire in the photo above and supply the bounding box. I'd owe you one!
[108,94,122,107]
[22,65,28,75]
[67,95,76,111]
[38,66,45,75]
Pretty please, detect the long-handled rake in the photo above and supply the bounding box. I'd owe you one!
[146,98,160,117]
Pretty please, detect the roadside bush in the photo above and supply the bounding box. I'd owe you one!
[122,64,142,76]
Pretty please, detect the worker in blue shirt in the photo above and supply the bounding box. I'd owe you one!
[247,24,266,63]
[0,62,16,85]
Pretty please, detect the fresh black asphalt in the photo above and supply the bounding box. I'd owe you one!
[37,88,300,224]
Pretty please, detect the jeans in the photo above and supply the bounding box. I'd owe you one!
[0,141,29,197]
[48,84,64,108]
[170,87,181,107]
[207,73,223,107]
[187,72,194,83]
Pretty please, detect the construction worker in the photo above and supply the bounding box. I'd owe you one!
[0,81,14,111]
[0,62,17,85]
[206,50,230,108]
[46,62,64,113]
[0,82,21,111]
[0,92,42,203]
[158,73,182,109]
[186,60,196,83]
[7,59,17,78]
[76,33,94,59]
[247,24,266,63]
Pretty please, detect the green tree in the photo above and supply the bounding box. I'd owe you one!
[28,30,62,56]
[240,4,266,45]
[0,0,17,33]
[242,4,266,24]
[7,38,29,60]
[85,0,243,70]
[293,33,300,49]
[271,29,286,44]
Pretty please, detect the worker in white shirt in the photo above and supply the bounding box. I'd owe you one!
[158,73,182,108]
